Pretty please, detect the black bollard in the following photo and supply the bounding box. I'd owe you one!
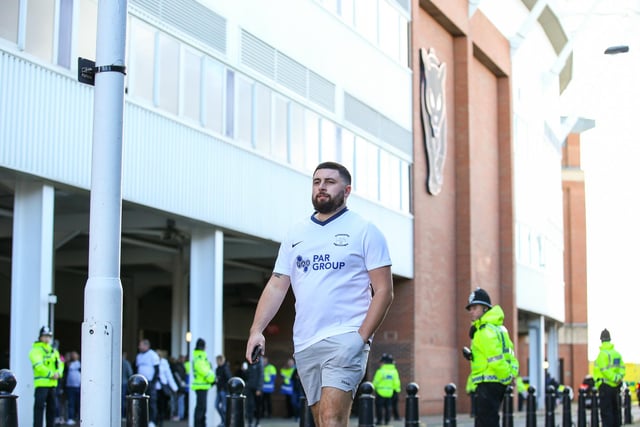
[358,381,376,427]
[405,382,420,427]
[590,388,599,427]
[443,383,457,427]
[299,394,316,427]
[0,369,18,427]
[623,387,632,424]
[226,377,246,427]
[545,385,556,427]
[562,386,572,427]
[526,386,537,427]
[502,385,514,427]
[577,388,587,427]
[126,374,149,427]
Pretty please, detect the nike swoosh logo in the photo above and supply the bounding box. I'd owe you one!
[292,241,303,248]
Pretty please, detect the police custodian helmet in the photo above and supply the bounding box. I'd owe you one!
[39,326,53,337]
[466,288,492,310]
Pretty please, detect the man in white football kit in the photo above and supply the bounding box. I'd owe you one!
[246,162,394,427]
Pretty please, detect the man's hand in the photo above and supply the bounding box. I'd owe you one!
[245,332,265,364]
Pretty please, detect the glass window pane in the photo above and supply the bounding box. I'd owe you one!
[340,128,355,177]
[378,1,399,59]
[304,111,320,172]
[320,119,337,162]
[289,103,306,167]
[379,150,401,209]
[400,160,411,212]
[339,0,355,26]
[157,33,180,114]
[182,50,202,124]
[0,0,19,43]
[129,19,155,103]
[57,0,73,68]
[273,96,288,162]
[236,76,253,146]
[203,58,224,133]
[354,0,377,42]
[254,83,272,153]
[399,16,409,67]
[354,137,378,199]
[26,0,55,61]
[225,70,235,138]
[77,0,97,62]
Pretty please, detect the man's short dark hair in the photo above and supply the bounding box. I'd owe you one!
[314,162,351,185]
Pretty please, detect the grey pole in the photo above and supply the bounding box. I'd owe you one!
[80,0,128,426]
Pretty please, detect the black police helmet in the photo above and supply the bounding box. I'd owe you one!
[600,328,611,342]
[39,326,53,337]
[195,338,206,350]
[466,288,492,311]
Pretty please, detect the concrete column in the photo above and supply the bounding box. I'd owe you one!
[188,228,224,427]
[528,316,546,408]
[171,251,189,357]
[9,180,55,427]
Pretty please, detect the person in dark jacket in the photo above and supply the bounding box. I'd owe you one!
[245,356,264,427]
[215,354,232,427]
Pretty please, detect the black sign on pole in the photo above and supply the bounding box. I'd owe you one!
[78,57,96,86]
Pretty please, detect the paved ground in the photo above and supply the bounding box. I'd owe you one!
[143,404,640,427]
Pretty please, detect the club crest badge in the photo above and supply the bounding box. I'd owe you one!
[419,47,447,195]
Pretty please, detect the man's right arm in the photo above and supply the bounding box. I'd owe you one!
[245,272,290,362]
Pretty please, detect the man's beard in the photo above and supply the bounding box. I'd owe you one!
[312,190,345,214]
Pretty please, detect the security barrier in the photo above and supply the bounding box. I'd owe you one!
[0,369,18,427]
[125,374,149,427]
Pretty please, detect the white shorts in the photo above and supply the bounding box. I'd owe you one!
[294,331,370,406]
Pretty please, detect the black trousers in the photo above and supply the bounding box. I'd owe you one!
[599,384,622,427]
[375,395,392,424]
[33,387,57,427]
[194,389,209,427]
[475,382,506,427]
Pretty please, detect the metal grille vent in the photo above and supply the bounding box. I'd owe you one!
[276,52,307,97]
[308,71,335,111]
[344,93,412,155]
[130,0,226,54]
[241,29,335,112]
[241,30,276,80]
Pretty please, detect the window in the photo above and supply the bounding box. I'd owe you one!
[77,0,97,62]
[0,0,19,43]
[353,0,378,42]
[319,119,337,162]
[254,83,272,152]
[378,0,400,59]
[379,149,401,208]
[182,49,202,124]
[338,0,355,26]
[129,19,155,103]
[57,0,74,68]
[289,102,306,167]
[236,75,254,146]
[339,128,355,177]
[25,0,55,61]
[203,58,224,133]
[156,33,180,114]
[354,136,379,199]
[272,96,289,162]
[304,111,320,172]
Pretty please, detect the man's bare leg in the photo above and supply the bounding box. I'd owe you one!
[310,387,353,427]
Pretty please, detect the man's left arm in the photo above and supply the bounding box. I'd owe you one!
[358,265,394,342]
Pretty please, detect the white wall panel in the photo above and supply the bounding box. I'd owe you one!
[0,50,414,278]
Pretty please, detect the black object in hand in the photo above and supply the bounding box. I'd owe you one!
[462,346,473,361]
[251,345,262,364]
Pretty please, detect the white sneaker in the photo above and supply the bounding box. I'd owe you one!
[149,422,156,427]
[66,420,76,425]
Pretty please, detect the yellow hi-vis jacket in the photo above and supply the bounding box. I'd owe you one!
[372,363,401,398]
[191,349,215,390]
[468,305,518,391]
[593,342,625,388]
[29,341,59,388]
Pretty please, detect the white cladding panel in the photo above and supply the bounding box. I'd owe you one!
[206,0,412,130]
[0,51,413,278]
